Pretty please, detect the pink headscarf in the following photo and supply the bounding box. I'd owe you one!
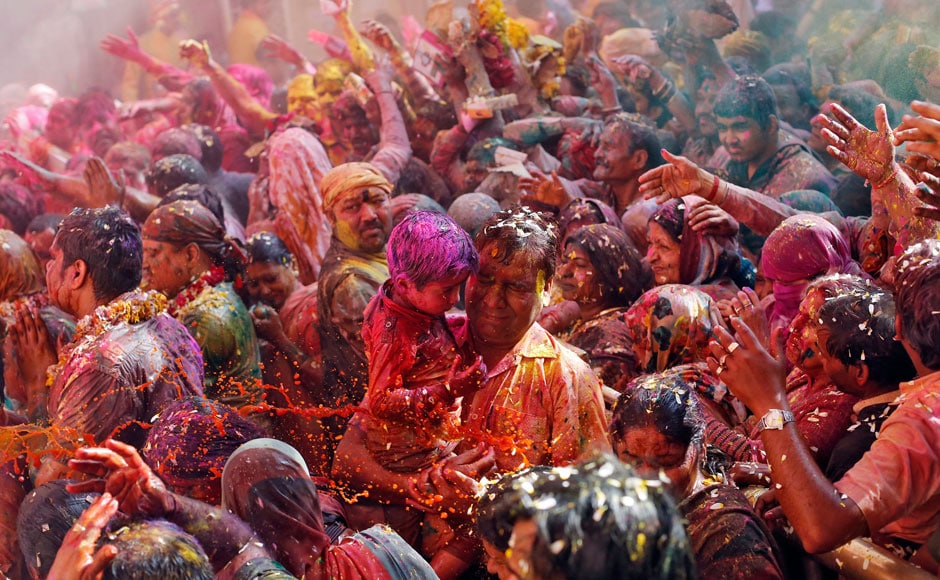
[761,214,866,331]
[264,128,333,284]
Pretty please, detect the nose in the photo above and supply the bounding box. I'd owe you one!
[481,282,508,309]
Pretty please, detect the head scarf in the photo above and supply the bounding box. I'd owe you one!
[625,284,724,373]
[321,162,393,212]
[565,224,649,308]
[245,477,330,577]
[17,480,103,578]
[761,214,865,330]
[142,398,264,502]
[651,196,754,290]
[0,229,42,302]
[265,128,334,285]
[559,198,622,239]
[220,438,309,518]
[142,200,246,280]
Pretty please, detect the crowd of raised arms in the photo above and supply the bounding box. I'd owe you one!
[3,0,940,577]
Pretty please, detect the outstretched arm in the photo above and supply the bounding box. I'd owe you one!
[260,34,316,75]
[363,60,413,184]
[102,27,195,93]
[179,39,276,138]
[708,320,868,553]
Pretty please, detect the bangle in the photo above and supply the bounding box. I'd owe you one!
[652,80,676,104]
[870,167,898,189]
[708,175,720,201]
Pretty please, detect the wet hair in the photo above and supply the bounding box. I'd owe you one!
[714,75,778,129]
[18,480,102,578]
[56,207,142,301]
[183,124,224,173]
[565,224,650,307]
[478,455,696,580]
[477,465,553,551]
[475,206,559,280]
[27,213,64,235]
[816,290,916,387]
[603,114,665,171]
[894,239,940,370]
[103,519,213,580]
[151,128,203,162]
[159,183,226,227]
[146,154,209,197]
[387,211,478,288]
[610,372,704,450]
[0,182,44,235]
[247,232,293,267]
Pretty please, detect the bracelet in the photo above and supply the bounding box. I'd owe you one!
[652,80,676,104]
[870,167,898,189]
[708,175,720,201]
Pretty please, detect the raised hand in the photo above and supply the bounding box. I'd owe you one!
[260,34,305,67]
[360,19,401,53]
[687,201,738,236]
[819,102,896,185]
[915,171,940,221]
[895,100,940,161]
[519,170,571,209]
[8,302,56,403]
[639,149,717,203]
[46,493,119,580]
[178,39,212,71]
[83,157,124,208]
[67,439,173,518]
[100,27,143,62]
[707,318,788,415]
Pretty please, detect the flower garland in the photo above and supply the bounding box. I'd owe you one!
[168,266,226,317]
[45,290,169,387]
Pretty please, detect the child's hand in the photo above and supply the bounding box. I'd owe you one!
[447,354,487,398]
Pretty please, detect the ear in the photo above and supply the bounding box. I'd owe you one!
[184,242,202,265]
[69,259,89,290]
[852,361,870,389]
[768,114,779,135]
[630,148,649,172]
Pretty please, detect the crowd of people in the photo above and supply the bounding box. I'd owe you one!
[2,0,940,577]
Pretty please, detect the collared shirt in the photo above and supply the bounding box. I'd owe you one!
[835,370,940,544]
[459,322,610,471]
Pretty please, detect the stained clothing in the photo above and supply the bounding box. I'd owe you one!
[47,292,205,448]
[679,483,785,579]
[716,131,836,198]
[458,321,609,471]
[835,371,940,545]
[361,281,470,471]
[559,307,638,391]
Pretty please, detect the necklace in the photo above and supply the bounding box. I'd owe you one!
[46,290,168,387]
[168,266,225,317]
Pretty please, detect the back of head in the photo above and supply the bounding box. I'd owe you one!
[18,480,101,579]
[475,206,559,279]
[151,128,203,163]
[247,232,293,268]
[182,124,224,173]
[714,75,778,129]
[387,211,477,287]
[0,181,44,235]
[146,154,209,197]
[159,183,226,228]
[103,519,213,580]
[0,229,43,302]
[895,239,940,370]
[448,193,501,239]
[761,214,854,283]
[56,207,142,301]
[497,455,696,580]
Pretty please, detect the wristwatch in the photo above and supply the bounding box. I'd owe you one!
[757,409,795,432]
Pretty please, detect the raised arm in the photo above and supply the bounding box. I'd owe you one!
[361,19,444,112]
[101,27,195,93]
[363,61,413,184]
[260,34,316,76]
[179,39,276,138]
[608,55,696,133]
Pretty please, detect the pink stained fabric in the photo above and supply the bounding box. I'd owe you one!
[761,215,866,332]
[835,371,940,545]
[264,128,334,284]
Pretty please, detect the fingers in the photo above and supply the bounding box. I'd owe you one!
[105,439,146,469]
[910,100,940,123]
[874,103,891,136]
[829,101,864,131]
[84,545,119,580]
[66,479,107,494]
[727,316,761,350]
[768,326,787,361]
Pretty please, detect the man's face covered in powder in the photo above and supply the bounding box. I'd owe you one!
[329,186,392,254]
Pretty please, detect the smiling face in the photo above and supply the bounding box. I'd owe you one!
[245,261,296,309]
[646,222,681,285]
[556,242,603,307]
[593,124,643,183]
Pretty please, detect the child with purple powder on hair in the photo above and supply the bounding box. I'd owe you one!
[360,211,485,578]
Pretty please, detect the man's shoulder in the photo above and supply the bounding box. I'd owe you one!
[518,323,595,373]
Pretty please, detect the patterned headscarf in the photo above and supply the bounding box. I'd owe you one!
[625,284,724,373]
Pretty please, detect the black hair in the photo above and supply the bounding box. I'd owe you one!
[893,240,940,370]
[56,207,142,301]
[714,75,778,129]
[246,232,293,267]
[146,154,209,197]
[476,206,559,280]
